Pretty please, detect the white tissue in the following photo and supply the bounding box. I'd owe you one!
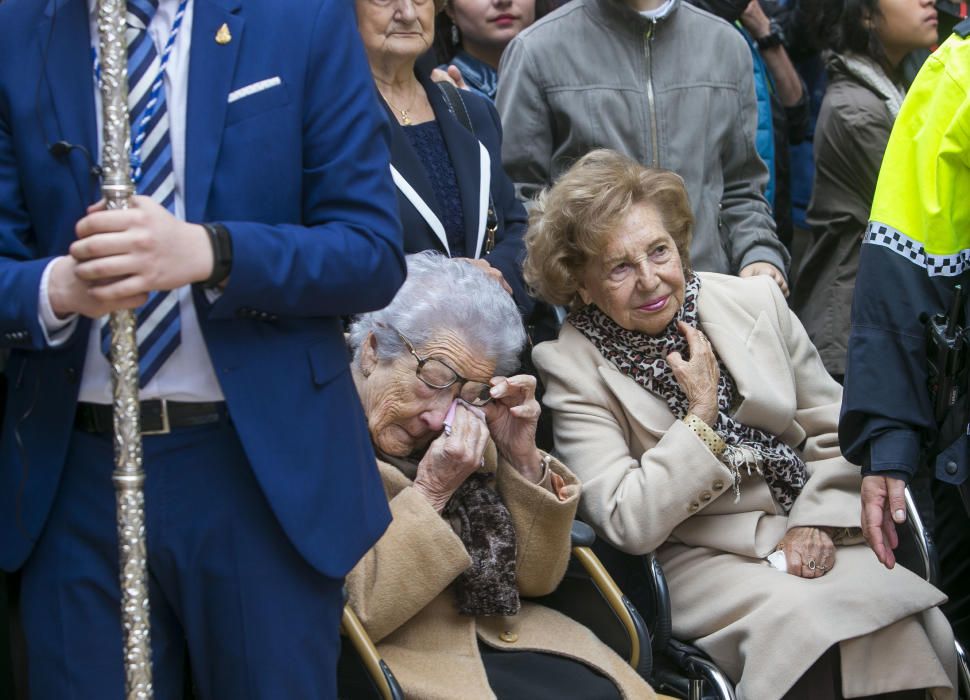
[766,550,788,572]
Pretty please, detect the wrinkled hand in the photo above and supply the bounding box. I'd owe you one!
[485,374,542,482]
[58,196,213,315]
[740,262,789,297]
[777,526,835,578]
[740,0,771,39]
[413,403,489,513]
[459,257,513,296]
[861,474,907,569]
[667,321,720,425]
[430,65,469,91]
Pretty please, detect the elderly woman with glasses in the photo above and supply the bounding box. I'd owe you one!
[345,252,657,699]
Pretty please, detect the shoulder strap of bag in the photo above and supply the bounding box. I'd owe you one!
[436,82,498,254]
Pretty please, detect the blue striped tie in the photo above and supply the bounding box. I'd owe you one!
[101,0,185,387]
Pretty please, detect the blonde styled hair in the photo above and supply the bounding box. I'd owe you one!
[523,149,694,309]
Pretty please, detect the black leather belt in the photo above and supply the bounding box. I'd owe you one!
[75,400,227,435]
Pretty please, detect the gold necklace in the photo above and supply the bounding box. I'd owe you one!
[376,81,418,125]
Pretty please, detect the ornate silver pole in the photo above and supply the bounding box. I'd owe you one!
[96,1,154,697]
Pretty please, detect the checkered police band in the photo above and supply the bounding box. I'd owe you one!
[865,221,970,277]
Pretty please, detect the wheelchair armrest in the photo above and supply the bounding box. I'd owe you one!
[956,639,970,699]
[663,639,737,700]
[571,520,596,547]
[340,606,405,700]
[570,545,653,681]
[904,486,941,585]
[643,552,673,652]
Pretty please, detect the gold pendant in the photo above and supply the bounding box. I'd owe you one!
[400,110,411,125]
[215,23,232,45]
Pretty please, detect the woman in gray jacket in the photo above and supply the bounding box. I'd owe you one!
[791,0,938,380]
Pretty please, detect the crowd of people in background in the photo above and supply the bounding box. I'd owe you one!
[1,0,968,696]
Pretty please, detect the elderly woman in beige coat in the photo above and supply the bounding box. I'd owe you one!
[526,150,958,700]
[345,252,656,699]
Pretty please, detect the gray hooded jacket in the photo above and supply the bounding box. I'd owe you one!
[496,0,789,275]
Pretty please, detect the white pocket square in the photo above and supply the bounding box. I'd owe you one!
[228,76,282,104]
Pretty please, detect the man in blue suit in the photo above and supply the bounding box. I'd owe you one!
[0,0,405,696]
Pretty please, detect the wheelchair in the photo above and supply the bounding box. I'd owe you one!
[590,539,735,700]
[591,485,970,700]
[903,487,970,698]
[336,520,655,699]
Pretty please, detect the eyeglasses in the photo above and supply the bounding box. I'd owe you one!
[393,328,494,407]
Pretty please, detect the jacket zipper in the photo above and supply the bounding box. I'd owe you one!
[644,21,659,167]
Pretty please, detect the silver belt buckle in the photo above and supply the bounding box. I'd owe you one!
[142,398,172,436]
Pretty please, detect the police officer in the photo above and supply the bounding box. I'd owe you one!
[840,16,970,649]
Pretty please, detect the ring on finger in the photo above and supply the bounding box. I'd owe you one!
[807,558,817,571]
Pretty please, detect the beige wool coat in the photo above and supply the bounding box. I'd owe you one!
[533,272,957,700]
[345,442,657,700]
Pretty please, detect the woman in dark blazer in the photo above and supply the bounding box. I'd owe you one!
[356,0,533,315]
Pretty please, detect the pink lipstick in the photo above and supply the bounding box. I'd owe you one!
[639,295,668,312]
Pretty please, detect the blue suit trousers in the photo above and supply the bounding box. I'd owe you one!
[19,418,343,699]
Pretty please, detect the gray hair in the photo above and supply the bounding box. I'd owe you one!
[348,252,527,375]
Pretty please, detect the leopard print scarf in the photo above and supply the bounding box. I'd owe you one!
[569,274,806,511]
[382,452,520,616]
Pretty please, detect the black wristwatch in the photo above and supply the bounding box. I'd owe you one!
[756,19,785,50]
[200,222,233,289]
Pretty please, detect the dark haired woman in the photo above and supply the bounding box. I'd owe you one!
[433,0,552,100]
[791,0,938,381]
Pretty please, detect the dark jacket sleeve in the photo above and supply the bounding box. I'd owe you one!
[839,241,956,483]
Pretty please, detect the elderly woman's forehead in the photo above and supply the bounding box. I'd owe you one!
[597,202,665,246]
[414,329,496,375]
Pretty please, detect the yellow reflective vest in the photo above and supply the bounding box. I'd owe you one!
[841,22,970,482]
[866,26,970,269]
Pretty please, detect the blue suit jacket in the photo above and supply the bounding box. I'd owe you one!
[0,0,405,577]
[388,72,534,315]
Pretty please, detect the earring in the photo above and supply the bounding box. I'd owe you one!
[451,24,460,45]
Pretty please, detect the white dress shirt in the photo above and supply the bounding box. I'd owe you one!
[39,0,225,404]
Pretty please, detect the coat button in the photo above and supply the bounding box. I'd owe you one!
[65,367,78,383]
[945,460,959,475]
[712,480,724,490]
[687,502,700,514]
[700,491,712,502]
[499,631,518,643]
